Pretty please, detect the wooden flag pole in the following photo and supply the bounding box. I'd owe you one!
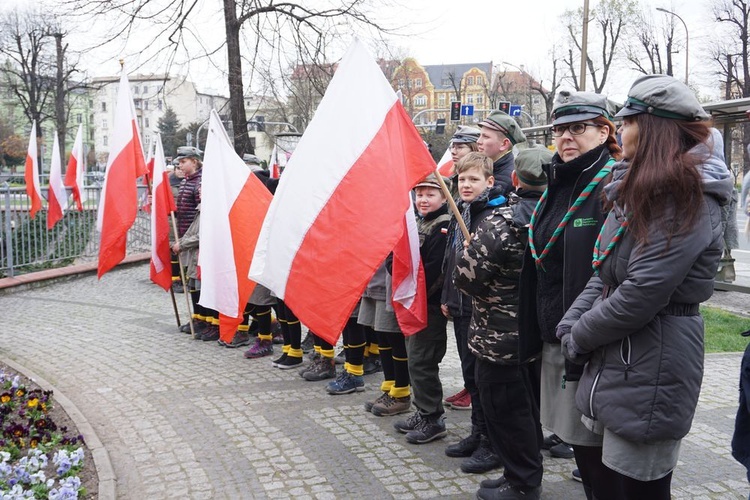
[433,170,471,242]
[170,212,195,338]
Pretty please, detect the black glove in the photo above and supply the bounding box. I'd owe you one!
[559,331,591,366]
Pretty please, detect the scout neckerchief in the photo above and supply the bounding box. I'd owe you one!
[592,215,629,275]
[528,158,616,271]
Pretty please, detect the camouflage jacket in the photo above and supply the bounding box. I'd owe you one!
[453,206,527,365]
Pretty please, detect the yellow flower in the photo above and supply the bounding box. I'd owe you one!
[15,389,25,398]
[0,394,9,404]
[27,398,39,408]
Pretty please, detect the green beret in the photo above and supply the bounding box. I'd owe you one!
[478,111,527,145]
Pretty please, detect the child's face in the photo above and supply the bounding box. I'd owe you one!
[414,187,446,216]
[458,166,493,202]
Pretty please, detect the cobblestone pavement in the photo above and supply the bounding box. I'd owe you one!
[1,264,748,499]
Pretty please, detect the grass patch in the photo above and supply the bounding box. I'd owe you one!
[702,305,750,353]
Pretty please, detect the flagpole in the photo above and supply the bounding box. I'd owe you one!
[170,212,195,337]
[433,170,470,242]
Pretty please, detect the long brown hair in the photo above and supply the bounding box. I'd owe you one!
[617,114,710,244]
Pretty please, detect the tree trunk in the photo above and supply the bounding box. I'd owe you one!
[222,0,252,155]
[54,33,66,162]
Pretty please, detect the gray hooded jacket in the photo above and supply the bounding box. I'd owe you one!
[558,132,733,443]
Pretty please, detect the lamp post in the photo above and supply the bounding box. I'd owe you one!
[656,7,689,85]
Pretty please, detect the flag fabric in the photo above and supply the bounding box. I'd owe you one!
[46,133,68,229]
[64,124,86,211]
[140,143,155,214]
[198,110,273,343]
[24,121,42,219]
[436,146,453,177]
[149,135,176,291]
[248,40,436,345]
[96,70,148,278]
[391,201,427,335]
[270,146,281,179]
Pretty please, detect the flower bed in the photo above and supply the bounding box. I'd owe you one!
[0,364,97,499]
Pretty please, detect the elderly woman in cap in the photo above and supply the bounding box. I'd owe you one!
[517,90,622,499]
[557,75,732,498]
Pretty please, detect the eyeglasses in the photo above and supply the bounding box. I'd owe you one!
[550,122,603,137]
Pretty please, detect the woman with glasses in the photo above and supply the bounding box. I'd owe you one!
[517,91,623,500]
[557,75,731,499]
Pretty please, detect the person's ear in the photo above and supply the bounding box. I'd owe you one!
[487,175,495,186]
[511,170,520,188]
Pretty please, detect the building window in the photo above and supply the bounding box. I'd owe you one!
[89,129,94,141]
[467,76,474,86]
[414,94,427,107]
[145,118,150,128]
[143,85,148,94]
[144,100,149,110]
[476,76,483,86]
[101,102,106,112]
[88,99,93,107]
[415,78,422,88]
[476,94,484,105]
[467,94,474,104]
[134,86,139,94]
[398,79,405,88]
[438,94,446,106]
[76,113,82,124]
[103,135,108,146]
[442,78,451,86]
[158,99,163,110]
[101,119,107,130]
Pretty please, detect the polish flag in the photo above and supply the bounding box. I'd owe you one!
[64,124,86,211]
[270,146,281,179]
[24,121,42,219]
[198,110,273,343]
[436,146,454,177]
[140,143,155,214]
[96,71,148,278]
[46,133,68,229]
[391,202,427,335]
[248,40,436,345]
[149,135,176,291]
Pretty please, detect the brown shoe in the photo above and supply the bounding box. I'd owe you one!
[371,394,411,417]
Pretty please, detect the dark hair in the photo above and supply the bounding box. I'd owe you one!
[617,114,710,244]
[591,115,622,160]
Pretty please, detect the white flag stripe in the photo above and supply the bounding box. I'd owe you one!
[150,138,167,273]
[393,204,420,308]
[48,134,68,212]
[249,40,397,296]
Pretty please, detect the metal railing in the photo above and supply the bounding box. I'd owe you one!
[1,183,151,278]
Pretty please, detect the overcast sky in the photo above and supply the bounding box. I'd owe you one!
[2,0,719,103]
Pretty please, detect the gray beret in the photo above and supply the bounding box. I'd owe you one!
[478,111,527,145]
[551,90,614,125]
[451,126,480,144]
[615,74,709,121]
[514,148,551,187]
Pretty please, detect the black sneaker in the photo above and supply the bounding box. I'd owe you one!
[394,412,423,434]
[572,468,582,482]
[445,433,481,458]
[179,323,191,334]
[405,417,447,444]
[542,433,563,450]
[303,357,336,381]
[276,356,303,370]
[300,332,314,353]
[460,438,503,474]
[480,476,508,489]
[476,482,541,500]
[226,331,252,348]
[363,357,382,375]
[201,326,220,342]
[550,442,575,459]
[272,353,288,367]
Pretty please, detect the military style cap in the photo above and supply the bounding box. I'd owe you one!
[175,146,202,160]
[414,172,445,191]
[514,148,551,187]
[551,90,614,126]
[615,74,710,121]
[451,126,480,144]
[478,111,527,145]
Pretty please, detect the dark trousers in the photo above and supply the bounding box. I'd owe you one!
[405,306,447,418]
[453,315,484,434]
[476,359,543,490]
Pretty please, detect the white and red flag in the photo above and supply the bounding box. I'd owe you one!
[248,40,436,345]
[149,135,176,291]
[24,121,42,219]
[198,110,273,343]
[96,70,148,278]
[269,145,281,179]
[64,124,86,211]
[436,146,454,177]
[46,133,68,229]
[391,201,427,335]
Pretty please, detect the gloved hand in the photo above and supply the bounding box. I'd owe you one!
[559,330,591,365]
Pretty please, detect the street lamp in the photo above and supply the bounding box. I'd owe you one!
[656,7,689,85]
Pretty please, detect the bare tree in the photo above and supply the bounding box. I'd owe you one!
[67,0,391,156]
[561,0,637,93]
[625,8,677,76]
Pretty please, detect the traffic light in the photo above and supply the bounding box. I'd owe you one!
[435,118,446,134]
[498,101,511,114]
[450,101,461,121]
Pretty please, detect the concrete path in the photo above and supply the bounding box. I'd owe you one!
[1,264,747,499]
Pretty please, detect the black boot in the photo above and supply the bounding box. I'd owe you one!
[460,436,503,474]
[445,429,481,457]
